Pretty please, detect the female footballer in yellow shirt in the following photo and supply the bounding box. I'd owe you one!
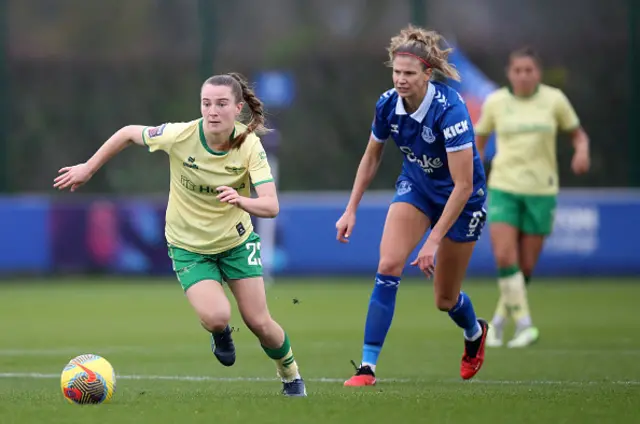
[475,47,590,348]
[54,73,306,396]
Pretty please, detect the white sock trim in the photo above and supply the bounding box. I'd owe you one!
[281,372,301,383]
[491,315,505,329]
[362,362,376,372]
[516,316,532,330]
[464,323,483,342]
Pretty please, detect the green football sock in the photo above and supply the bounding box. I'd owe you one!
[262,333,300,382]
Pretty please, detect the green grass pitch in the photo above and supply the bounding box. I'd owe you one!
[0,277,638,424]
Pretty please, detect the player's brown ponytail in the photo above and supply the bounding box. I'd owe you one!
[227,73,270,149]
[203,73,271,149]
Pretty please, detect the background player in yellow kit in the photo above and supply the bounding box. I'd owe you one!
[475,47,591,348]
[53,73,306,396]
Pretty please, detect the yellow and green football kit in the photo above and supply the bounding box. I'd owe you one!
[142,118,274,290]
[475,84,580,235]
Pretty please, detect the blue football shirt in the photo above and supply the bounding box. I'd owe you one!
[371,81,486,205]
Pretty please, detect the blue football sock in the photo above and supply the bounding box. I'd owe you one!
[361,273,400,368]
[448,292,482,341]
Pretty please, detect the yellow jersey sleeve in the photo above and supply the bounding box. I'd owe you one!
[474,94,497,136]
[142,122,195,153]
[248,139,274,187]
[555,90,580,132]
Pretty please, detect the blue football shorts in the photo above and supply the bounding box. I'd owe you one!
[391,177,487,242]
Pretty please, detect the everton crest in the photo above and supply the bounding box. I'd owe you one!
[421,126,435,143]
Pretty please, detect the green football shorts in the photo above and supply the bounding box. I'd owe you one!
[487,188,557,235]
[167,232,263,291]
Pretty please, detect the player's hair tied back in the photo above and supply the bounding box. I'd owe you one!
[387,24,461,82]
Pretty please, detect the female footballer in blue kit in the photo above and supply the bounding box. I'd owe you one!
[336,25,489,386]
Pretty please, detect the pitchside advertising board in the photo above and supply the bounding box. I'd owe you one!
[275,190,639,277]
[0,190,639,277]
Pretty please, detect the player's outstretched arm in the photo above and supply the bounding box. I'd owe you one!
[53,125,146,191]
[85,125,147,172]
[336,135,385,243]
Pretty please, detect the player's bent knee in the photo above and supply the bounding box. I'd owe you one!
[494,248,517,269]
[199,312,230,333]
[377,257,404,277]
[242,313,274,338]
[435,295,458,312]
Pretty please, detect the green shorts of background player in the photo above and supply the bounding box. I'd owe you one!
[484,187,555,348]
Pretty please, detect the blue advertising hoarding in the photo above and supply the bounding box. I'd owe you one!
[1,190,639,278]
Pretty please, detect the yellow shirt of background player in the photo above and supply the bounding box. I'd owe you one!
[475,84,580,196]
[142,118,274,254]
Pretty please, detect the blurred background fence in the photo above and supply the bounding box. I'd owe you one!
[1,0,638,277]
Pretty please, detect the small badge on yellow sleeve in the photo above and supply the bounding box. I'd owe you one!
[148,124,167,138]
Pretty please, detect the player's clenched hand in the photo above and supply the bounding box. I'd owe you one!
[216,186,243,206]
[571,148,590,175]
[53,163,94,192]
[411,237,439,278]
[336,211,356,243]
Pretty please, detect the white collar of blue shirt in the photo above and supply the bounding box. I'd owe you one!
[395,82,436,122]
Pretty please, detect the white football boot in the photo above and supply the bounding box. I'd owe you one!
[506,326,540,348]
